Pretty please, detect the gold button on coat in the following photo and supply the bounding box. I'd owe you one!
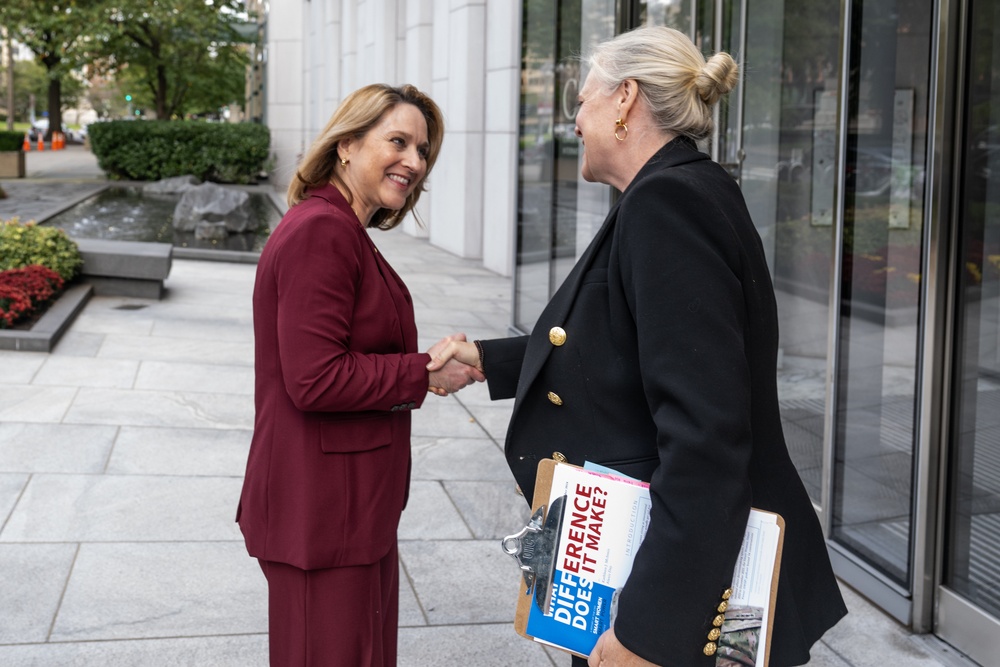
[712,614,725,627]
[548,326,567,346]
[552,452,568,463]
[717,600,728,613]
[547,391,563,406]
[722,588,733,600]
[703,642,718,656]
[707,628,721,641]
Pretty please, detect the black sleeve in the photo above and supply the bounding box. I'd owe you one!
[478,335,529,400]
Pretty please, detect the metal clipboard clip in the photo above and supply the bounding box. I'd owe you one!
[501,494,566,614]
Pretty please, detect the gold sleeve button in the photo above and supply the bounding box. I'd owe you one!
[717,600,728,613]
[722,588,733,600]
[548,326,567,346]
[712,614,725,627]
[552,452,568,463]
[547,391,563,406]
[703,642,718,656]
[707,628,721,641]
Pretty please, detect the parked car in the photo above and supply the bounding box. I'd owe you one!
[27,119,71,142]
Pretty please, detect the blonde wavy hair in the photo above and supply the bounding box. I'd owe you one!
[586,26,739,141]
[287,83,444,230]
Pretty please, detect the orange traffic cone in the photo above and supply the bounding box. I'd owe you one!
[37,135,44,151]
[54,132,63,150]
[22,134,30,151]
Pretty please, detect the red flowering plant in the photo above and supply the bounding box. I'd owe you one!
[0,265,67,329]
[0,284,32,328]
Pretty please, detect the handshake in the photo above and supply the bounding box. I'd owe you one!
[425,334,485,396]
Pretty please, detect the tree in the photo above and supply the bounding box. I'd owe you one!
[0,1,102,136]
[99,0,253,120]
[7,59,84,122]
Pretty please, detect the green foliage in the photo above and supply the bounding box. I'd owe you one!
[0,220,83,281]
[0,1,102,131]
[100,0,255,119]
[0,131,25,152]
[88,120,270,183]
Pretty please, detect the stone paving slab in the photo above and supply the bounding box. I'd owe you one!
[0,385,77,422]
[411,398,492,439]
[134,360,254,394]
[1,474,243,542]
[95,334,254,366]
[398,540,521,626]
[50,542,264,642]
[0,543,78,644]
[398,624,562,666]
[0,473,29,525]
[106,426,252,477]
[409,436,512,481]
[443,480,531,540]
[33,356,139,389]
[0,635,269,667]
[62,387,253,430]
[0,423,117,473]
[398,481,474,541]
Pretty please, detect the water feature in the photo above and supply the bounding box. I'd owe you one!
[42,185,281,253]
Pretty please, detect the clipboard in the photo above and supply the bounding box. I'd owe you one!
[502,459,785,666]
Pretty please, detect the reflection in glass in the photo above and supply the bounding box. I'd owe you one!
[947,0,1000,621]
[831,0,931,586]
[736,2,841,505]
[515,0,614,332]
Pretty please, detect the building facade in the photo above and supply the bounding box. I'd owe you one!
[263,1,999,664]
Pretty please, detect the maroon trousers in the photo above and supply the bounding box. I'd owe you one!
[258,542,399,667]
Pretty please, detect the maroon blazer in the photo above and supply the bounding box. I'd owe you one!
[237,184,431,570]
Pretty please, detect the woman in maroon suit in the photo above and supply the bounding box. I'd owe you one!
[237,84,483,666]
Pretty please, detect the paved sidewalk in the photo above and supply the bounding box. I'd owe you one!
[0,147,977,666]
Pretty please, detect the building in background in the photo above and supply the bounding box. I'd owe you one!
[262,2,999,665]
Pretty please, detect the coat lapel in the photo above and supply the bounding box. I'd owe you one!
[512,137,709,406]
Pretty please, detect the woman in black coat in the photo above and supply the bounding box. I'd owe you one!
[431,26,846,666]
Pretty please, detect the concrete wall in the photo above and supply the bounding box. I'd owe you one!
[265,0,520,276]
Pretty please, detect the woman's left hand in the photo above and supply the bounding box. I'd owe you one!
[588,629,659,667]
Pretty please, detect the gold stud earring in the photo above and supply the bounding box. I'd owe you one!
[614,118,628,141]
[340,157,349,166]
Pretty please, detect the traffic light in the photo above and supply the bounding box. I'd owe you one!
[125,94,132,102]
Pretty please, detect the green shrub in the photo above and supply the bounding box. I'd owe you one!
[0,219,83,281]
[0,130,25,152]
[88,120,270,184]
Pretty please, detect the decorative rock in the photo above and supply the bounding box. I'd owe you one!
[195,221,229,241]
[172,183,255,234]
[143,175,201,195]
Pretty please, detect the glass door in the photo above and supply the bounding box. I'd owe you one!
[938,0,1000,662]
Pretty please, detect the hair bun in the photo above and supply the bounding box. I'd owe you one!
[695,52,739,106]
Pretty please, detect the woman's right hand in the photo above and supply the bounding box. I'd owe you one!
[426,336,484,396]
[426,339,481,373]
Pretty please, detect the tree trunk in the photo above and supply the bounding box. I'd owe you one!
[46,76,61,140]
[156,64,168,119]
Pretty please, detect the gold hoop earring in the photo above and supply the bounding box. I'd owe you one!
[614,118,628,141]
[340,157,349,166]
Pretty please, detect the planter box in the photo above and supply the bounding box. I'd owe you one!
[0,150,25,178]
[0,283,93,352]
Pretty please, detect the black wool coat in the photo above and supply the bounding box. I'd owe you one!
[480,137,847,666]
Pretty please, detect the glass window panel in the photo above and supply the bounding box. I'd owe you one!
[831,0,932,586]
[515,0,615,332]
[740,0,842,506]
[946,0,1000,621]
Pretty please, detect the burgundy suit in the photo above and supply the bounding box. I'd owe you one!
[237,184,430,665]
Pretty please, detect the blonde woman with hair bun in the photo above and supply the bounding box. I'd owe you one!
[429,26,846,667]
